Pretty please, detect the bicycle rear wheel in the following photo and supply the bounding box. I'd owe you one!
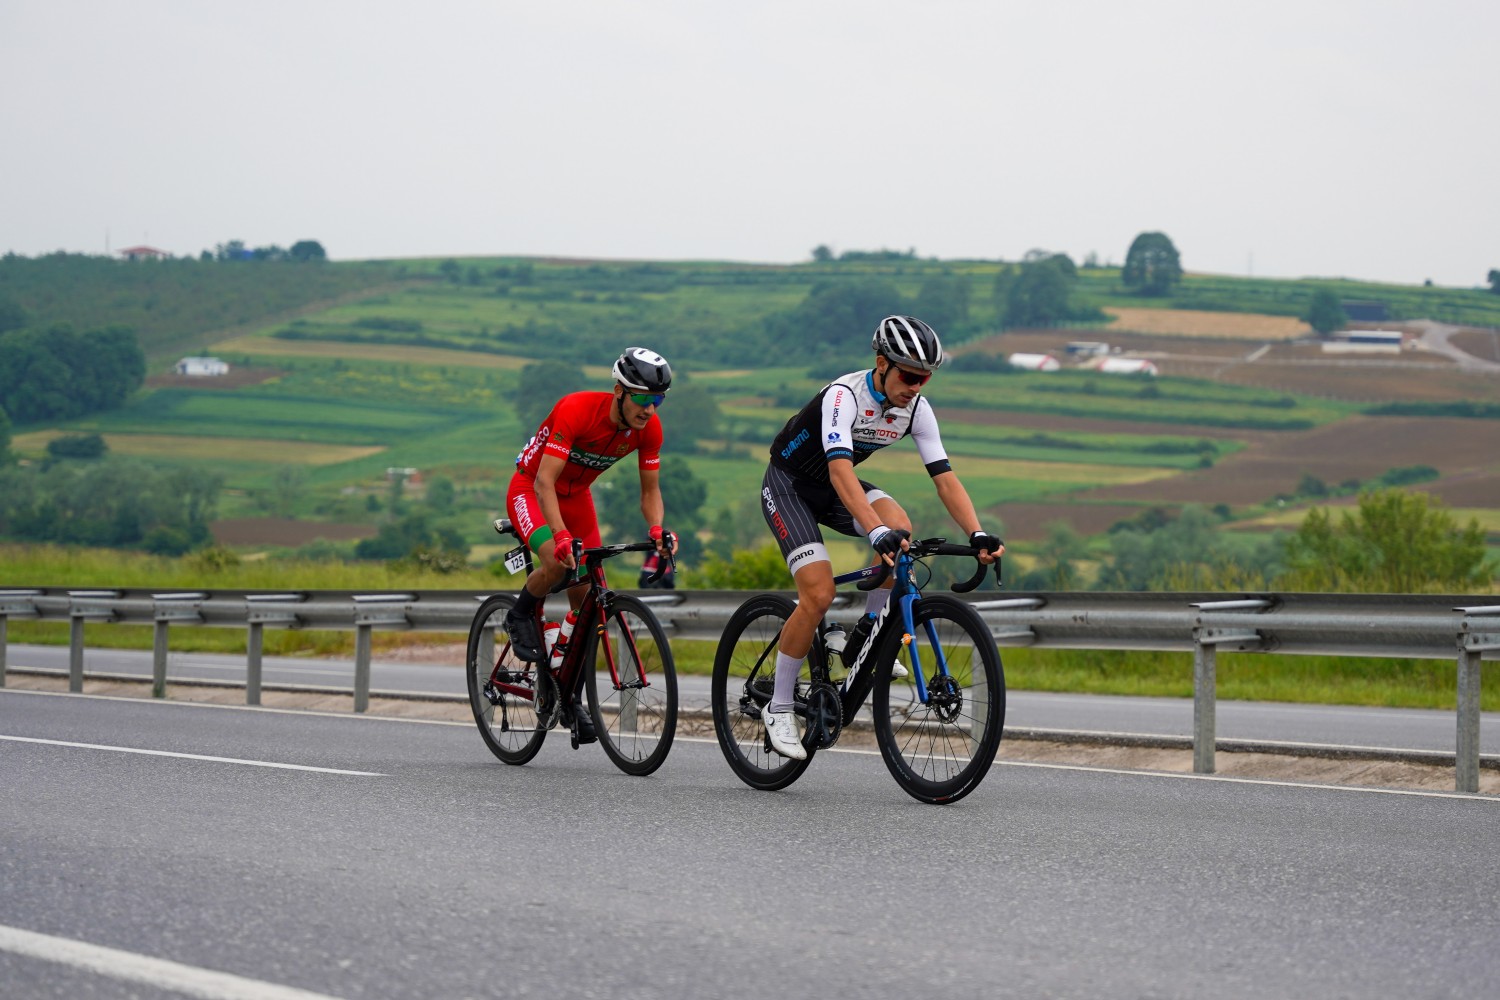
[711,594,815,791]
[872,595,1004,804]
[586,594,678,776]
[467,594,549,766]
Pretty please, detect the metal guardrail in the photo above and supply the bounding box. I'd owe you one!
[1,587,1495,791]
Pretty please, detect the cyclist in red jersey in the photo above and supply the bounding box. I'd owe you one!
[503,348,679,700]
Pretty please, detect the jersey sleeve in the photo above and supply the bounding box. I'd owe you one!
[820,381,858,463]
[910,398,952,476]
[637,414,663,471]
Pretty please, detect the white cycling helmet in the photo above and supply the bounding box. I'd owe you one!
[611,347,673,393]
[872,315,944,372]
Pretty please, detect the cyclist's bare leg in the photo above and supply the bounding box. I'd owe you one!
[766,558,834,712]
[780,560,834,659]
[522,545,570,600]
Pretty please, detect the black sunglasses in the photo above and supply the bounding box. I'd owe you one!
[889,364,931,387]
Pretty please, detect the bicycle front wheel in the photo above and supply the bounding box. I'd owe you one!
[586,594,678,776]
[872,595,1005,804]
[710,594,814,791]
[467,594,548,766]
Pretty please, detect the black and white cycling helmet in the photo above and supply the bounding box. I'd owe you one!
[611,347,673,393]
[872,315,944,372]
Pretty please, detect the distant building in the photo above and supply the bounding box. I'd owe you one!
[1007,352,1062,372]
[1092,357,1159,376]
[1322,330,1404,354]
[1065,341,1111,358]
[119,245,170,261]
[175,356,229,376]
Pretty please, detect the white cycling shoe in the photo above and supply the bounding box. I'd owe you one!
[763,707,807,761]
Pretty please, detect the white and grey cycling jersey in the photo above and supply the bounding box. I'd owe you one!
[767,369,951,484]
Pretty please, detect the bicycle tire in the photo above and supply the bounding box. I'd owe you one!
[467,594,549,766]
[711,593,815,791]
[585,594,678,776]
[871,595,1005,804]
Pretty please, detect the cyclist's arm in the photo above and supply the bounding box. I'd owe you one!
[637,466,666,535]
[932,471,1003,564]
[828,457,884,537]
[636,417,672,554]
[914,401,1000,563]
[533,453,575,567]
[820,381,884,537]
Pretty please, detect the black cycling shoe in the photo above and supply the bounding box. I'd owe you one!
[570,699,598,745]
[503,607,544,663]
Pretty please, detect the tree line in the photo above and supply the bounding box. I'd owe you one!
[0,325,146,424]
[0,457,221,555]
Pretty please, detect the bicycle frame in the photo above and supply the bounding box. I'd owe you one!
[488,529,660,709]
[831,552,949,710]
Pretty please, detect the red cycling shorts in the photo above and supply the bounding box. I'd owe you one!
[506,472,602,555]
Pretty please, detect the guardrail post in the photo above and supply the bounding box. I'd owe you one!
[69,616,85,693]
[150,594,206,700]
[1454,605,1500,795]
[1455,647,1480,794]
[0,590,45,689]
[354,623,373,714]
[351,594,414,714]
[245,595,305,707]
[247,623,264,706]
[66,592,119,694]
[1189,599,1274,776]
[1192,633,1217,774]
[153,620,170,698]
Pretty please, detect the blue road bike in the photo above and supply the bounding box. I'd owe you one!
[711,538,1005,804]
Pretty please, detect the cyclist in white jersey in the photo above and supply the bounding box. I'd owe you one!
[758,315,1003,759]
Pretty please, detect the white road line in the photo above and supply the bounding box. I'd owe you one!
[0,923,345,1000]
[0,735,385,776]
[996,759,1500,802]
[0,687,468,723]
[671,735,1497,802]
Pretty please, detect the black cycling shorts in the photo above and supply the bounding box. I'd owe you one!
[760,463,890,577]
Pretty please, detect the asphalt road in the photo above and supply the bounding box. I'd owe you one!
[8,644,1498,756]
[3,689,1499,999]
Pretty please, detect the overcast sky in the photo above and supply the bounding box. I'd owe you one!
[3,1,1495,287]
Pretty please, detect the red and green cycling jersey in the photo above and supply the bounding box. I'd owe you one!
[514,391,662,496]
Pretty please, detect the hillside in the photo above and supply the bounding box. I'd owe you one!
[4,252,1499,573]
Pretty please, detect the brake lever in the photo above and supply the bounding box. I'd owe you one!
[646,542,675,585]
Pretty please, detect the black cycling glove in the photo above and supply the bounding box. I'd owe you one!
[869,525,910,558]
[970,530,1003,554]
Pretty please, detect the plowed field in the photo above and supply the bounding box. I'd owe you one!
[210,518,378,547]
[1073,415,1500,506]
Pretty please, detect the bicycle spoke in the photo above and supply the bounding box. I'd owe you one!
[711,594,814,790]
[873,595,1004,804]
[587,595,677,776]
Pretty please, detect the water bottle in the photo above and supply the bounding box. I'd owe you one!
[540,620,561,662]
[823,622,848,656]
[549,609,579,670]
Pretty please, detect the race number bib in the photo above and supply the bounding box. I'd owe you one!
[502,545,528,575]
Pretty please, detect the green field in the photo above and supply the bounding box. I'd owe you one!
[7,251,1499,556]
